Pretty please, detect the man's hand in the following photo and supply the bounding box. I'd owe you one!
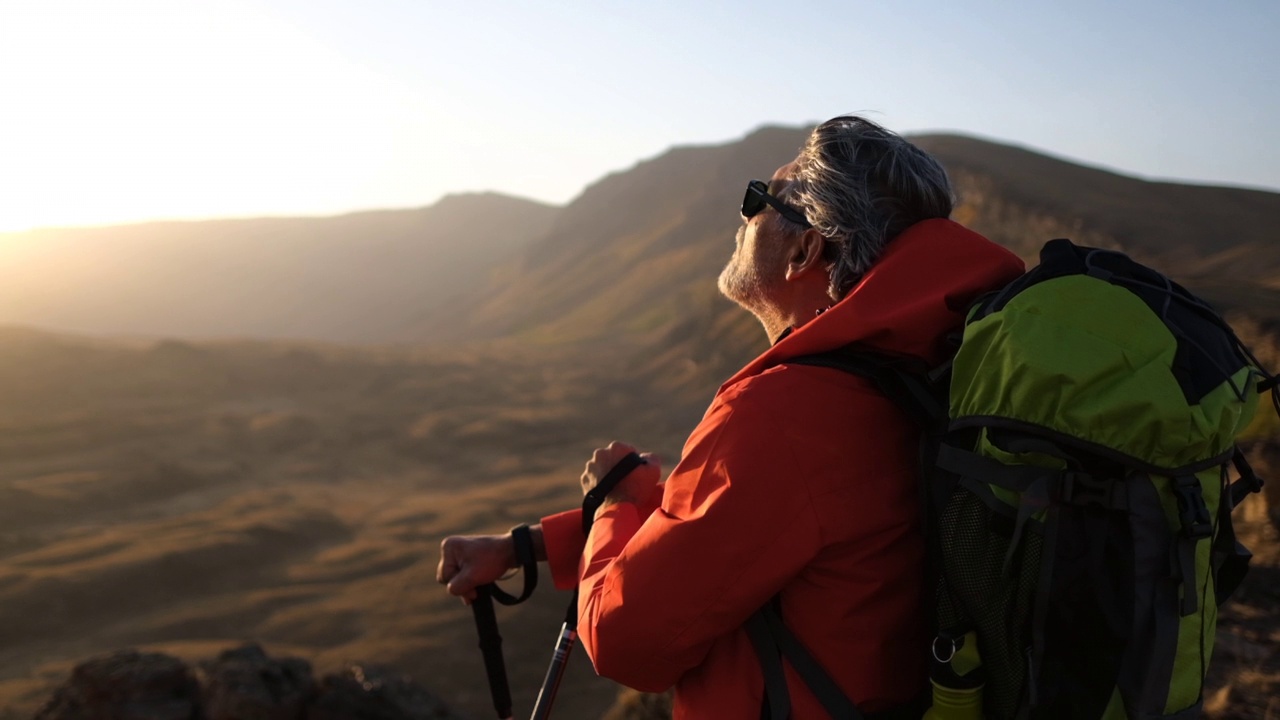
[581,441,662,521]
[436,533,517,604]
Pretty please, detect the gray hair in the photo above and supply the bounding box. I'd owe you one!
[787,116,954,299]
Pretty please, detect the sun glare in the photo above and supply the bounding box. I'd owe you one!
[0,0,434,233]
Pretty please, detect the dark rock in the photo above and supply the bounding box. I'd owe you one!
[307,665,459,720]
[600,688,673,720]
[33,644,459,720]
[198,643,315,720]
[33,650,199,720]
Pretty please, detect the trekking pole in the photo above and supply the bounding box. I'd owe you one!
[529,593,579,720]
[472,584,514,719]
[470,525,539,720]
[529,452,647,720]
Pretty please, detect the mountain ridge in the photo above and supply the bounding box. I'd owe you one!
[398,128,1280,400]
[0,192,559,344]
[2,127,1277,357]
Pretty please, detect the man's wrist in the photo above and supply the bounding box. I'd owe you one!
[505,524,546,565]
[529,523,547,562]
[499,533,518,569]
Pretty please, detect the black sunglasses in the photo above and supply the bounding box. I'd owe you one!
[741,179,811,228]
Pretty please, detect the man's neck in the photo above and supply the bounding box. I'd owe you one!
[747,274,835,345]
[761,300,833,345]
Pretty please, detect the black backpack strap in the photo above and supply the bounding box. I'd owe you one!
[1230,447,1265,508]
[1211,447,1264,606]
[747,598,865,720]
[746,604,792,720]
[788,351,945,431]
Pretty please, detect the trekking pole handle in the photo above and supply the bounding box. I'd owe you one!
[472,584,515,719]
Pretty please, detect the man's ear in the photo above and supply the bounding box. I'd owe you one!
[785,228,827,281]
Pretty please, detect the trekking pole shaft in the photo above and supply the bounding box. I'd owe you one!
[530,623,577,720]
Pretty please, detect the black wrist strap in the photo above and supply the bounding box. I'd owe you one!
[489,523,538,606]
[581,452,647,535]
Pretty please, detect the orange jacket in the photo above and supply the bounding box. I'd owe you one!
[542,220,1025,719]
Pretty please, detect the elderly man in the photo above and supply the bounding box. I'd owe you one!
[438,116,1025,719]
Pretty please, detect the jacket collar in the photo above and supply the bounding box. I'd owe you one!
[720,219,1025,393]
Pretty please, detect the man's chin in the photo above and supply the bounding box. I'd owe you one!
[716,269,740,306]
[717,278,753,312]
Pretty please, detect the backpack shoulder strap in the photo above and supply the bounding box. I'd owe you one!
[787,348,948,431]
[748,349,949,719]
[746,598,864,720]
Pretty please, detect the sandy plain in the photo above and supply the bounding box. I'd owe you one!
[0,331,1275,719]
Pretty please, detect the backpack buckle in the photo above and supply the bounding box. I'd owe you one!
[1173,474,1212,539]
[1058,471,1126,510]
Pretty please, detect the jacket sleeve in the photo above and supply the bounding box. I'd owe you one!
[540,509,587,591]
[577,384,825,692]
[541,478,666,591]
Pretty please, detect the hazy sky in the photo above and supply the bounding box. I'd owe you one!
[1,0,1277,232]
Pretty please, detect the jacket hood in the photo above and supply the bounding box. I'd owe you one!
[721,219,1026,391]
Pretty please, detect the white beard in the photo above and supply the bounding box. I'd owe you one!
[718,226,780,318]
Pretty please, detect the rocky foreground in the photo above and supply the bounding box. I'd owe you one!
[33,644,461,720]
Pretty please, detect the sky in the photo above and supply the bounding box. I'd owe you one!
[0,0,1277,233]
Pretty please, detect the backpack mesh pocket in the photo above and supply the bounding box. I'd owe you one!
[936,485,1043,720]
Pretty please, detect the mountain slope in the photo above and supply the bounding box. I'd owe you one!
[407,127,1280,394]
[4,127,1276,359]
[0,193,558,344]
[915,134,1280,309]
[405,126,813,380]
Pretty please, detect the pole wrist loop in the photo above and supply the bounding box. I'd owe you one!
[489,524,538,606]
[581,452,646,535]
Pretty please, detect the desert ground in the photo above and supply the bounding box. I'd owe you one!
[0,334,710,719]
[1,330,1276,719]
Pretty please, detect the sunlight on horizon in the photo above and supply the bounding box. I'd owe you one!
[0,0,458,233]
[0,1,681,234]
[1,0,1277,234]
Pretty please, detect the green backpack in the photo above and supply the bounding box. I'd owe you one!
[748,238,1278,720]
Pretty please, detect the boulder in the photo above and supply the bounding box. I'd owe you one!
[199,643,315,720]
[33,644,461,720]
[34,650,199,720]
[307,664,459,720]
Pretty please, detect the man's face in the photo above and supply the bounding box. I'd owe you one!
[717,162,797,314]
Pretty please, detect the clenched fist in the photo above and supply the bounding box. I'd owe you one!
[581,441,662,521]
[437,533,521,603]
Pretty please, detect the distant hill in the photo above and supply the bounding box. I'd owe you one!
[913,134,1280,316]
[3,128,1277,361]
[0,193,558,343]
[404,126,1280,394]
[402,126,815,386]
